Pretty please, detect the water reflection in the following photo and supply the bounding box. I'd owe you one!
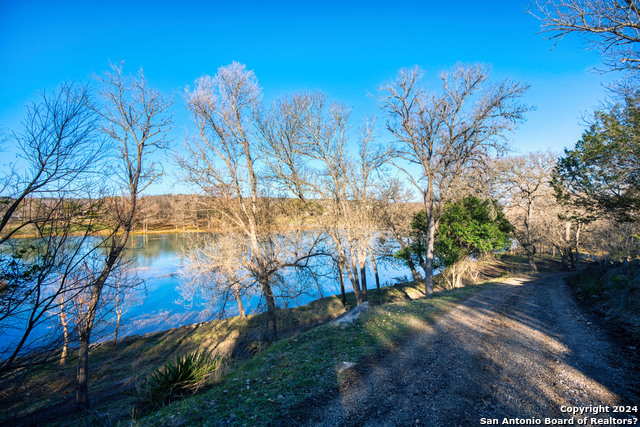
[123,233,408,337]
[0,232,411,348]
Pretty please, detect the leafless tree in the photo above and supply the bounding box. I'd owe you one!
[0,83,102,244]
[56,292,70,366]
[109,265,144,350]
[71,62,172,407]
[0,84,105,375]
[180,63,324,339]
[588,218,640,260]
[0,64,166,411]
[372,178,424,284]
[532,0,640,83]
[178,231,254,319]
[495,151,557,271]
[380,64,530,294]
[259,92,388,306]
[136,196,163,233]
[536,205,583,269]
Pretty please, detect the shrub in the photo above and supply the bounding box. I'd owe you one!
[133,349,221,409]
[571,261,640,319]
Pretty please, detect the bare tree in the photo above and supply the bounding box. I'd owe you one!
[136,196,163,233]
[0,84,104,374]
[178,231,254,319]
[373,178,424,285]
[259,92,388,306]
[532,0,640,82]
[56,293,70,366]
[110,265,144,350]
[538,206,584,269]
[0,83,101,244]
[72,62,172,407]
[380,64,530,294]
[495,151,557,271]
[588,218,640,260]
[0,64,170,409]
[180,63,324,340]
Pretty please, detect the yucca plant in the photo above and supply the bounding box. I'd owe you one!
[133,349,220,408]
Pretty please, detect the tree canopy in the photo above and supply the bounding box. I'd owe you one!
[432,196,513,269]
[533,0,640,85]
[553,94,640,221]
[397,196,513,272]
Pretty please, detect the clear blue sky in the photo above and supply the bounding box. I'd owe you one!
[0,0,613,194]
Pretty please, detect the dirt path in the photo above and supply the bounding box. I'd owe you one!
[297,273,640,426]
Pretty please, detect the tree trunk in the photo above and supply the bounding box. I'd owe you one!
[525,247,537,273]
[60,322,69,366]
[574,222,581,269]
[76,241,127,408]
[112,312,122,352]
[369,250,381,292]
[234,284,246,318]
[349,252,364,304]
[561,249,570,270]
[569,250,576,270]
[524,199,537,273]
[76,331,90,407]
[59,295,69,366]
[564,221,574,270]
[260,278,277,341]
[406,257,423,284]
[358,250,368,302]
[423,211,436,295]
[76,280,104,408]
[337,261,347,307]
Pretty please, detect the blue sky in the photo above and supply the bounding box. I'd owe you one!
[1,0,613,194]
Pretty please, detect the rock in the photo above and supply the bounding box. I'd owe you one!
[330,302,370,327]
[336,361,355,373]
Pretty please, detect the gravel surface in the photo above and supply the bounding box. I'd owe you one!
[297,273,640,426]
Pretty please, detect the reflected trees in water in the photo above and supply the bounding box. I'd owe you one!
[180,63,327,340]
[0,62,172,408]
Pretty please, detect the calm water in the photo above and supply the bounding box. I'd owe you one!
[122,233,412,337]
[0,233,414,353]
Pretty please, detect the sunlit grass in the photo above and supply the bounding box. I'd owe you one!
[135,283,493,426]
[5,255,545,425]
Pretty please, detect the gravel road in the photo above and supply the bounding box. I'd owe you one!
[297,273,640,426]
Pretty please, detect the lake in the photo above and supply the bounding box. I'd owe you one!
[0,232,416,354]
[121,233,413,337]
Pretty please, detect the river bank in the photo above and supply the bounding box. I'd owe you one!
[1,255,559,426]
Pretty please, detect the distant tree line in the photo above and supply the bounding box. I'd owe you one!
[2,3,640,411]
[0,63,172,410]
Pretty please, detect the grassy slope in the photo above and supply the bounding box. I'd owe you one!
[6,277,432,426]
[568,262,640,344]
[4,254,549,426]
[135,284,498,426]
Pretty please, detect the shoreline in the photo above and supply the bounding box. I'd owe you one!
[1,224,322,240]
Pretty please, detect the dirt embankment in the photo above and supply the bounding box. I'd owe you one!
[297,273,640,426]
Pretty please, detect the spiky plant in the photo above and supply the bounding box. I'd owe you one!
[134,349,220,408]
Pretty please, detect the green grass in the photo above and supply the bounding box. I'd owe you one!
[3,254,546,426]
[134,283,495,426]
[1,278,430,425]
